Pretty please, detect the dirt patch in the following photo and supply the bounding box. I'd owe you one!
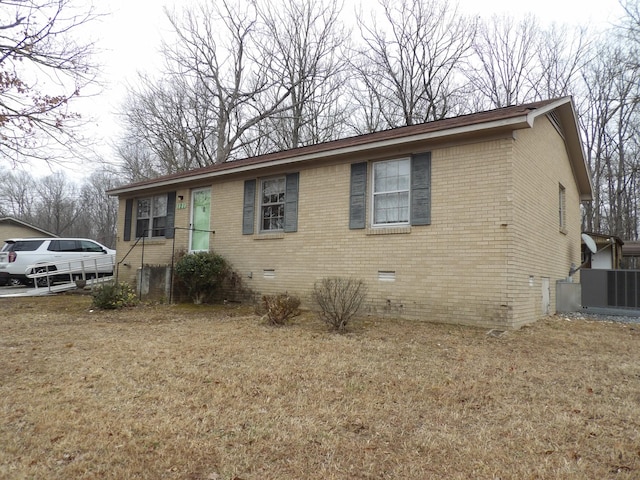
[2,295,640,479]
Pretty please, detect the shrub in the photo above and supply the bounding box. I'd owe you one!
[174,251,229,304]
[312,277,367,331]
[261,293,301,326]
[92,282,138,310]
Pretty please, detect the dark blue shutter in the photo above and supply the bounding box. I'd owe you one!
[284,173,299,233]
[350,162,367,229]
[411,152,431,226]
[165,192,176,238]
[123,199,133,241]
[243,180,256,235]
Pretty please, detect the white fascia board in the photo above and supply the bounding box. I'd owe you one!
[535,97,593,199]
[524,97,571,126]
[108,115,531,196]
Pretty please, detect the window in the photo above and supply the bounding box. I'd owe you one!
[559,184,566,231]
[136,195,168,238]
[350,153,431,230]
[123,192,176,241]
[48,240,81,252]
[260,177,286,232]
[372,158,411,226]
[242,174,299,235]
[4,240,44,252]
[80,240,105,253]
[49,240,103,253]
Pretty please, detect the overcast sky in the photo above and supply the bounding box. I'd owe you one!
[73,0,625,174]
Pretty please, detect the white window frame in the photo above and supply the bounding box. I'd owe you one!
[371,158,411,227]
[136,194,168,238]
[259,176,286,232]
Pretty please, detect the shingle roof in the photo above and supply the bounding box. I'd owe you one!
[108,97,590,197]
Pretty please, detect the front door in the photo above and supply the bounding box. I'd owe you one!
[190,188,211,251]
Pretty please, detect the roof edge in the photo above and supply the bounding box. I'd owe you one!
[107,114,537,196]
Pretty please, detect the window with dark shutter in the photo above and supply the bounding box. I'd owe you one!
[350,162,367,229]
[123,199,133,241]
[284,172,299,233]
[132,193,174,239]
[243,179,256,235]
[410,152,431,226]
[165,192,176,239]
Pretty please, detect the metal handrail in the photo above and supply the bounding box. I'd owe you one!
[26,254,116,291]
[115,231,149,285]
[115,227,215,303]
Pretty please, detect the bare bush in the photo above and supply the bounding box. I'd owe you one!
[312,277,367,331]
[261,293,301,326]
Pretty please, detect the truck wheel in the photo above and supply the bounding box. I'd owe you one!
[34,267,51,287]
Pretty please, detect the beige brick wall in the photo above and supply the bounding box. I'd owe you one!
[508,116,583,328]
[0,224,54,240]
[114,121,583,329]
[114,187,194,283]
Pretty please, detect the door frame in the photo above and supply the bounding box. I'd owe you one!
[189,187,212,252]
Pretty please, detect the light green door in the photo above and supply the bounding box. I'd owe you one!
[190,188,211,251]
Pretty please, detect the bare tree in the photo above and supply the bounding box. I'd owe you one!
[251,0,351,151]
[77,170,119,247]
[31,172,80,236]
[607,66,640,239]
[120,75,218,176]
[345,81,389,134]
[118,0,304,174]
[467,15,541,108]
[0,169,119,244]
[116,138,165,183]
[534,23,591,100]
[574,2,640,240]
[579,38,640,239]
[619,0,640,42]
[165,2,291,163]
[118,0,354,175]
[468,15,592,111]
[0,0,98,165]
[350,0,476,131]
[0,171,37,218]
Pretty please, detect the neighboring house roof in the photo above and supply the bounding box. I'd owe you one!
[0,217,57,238]
[108,96,593,201]
[582,231,624,247]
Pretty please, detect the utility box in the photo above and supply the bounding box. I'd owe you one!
[556,280,581,313]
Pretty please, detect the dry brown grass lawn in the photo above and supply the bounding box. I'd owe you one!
[1,294,640,479]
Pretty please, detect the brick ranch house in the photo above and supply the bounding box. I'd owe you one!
[107,96,592,329]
